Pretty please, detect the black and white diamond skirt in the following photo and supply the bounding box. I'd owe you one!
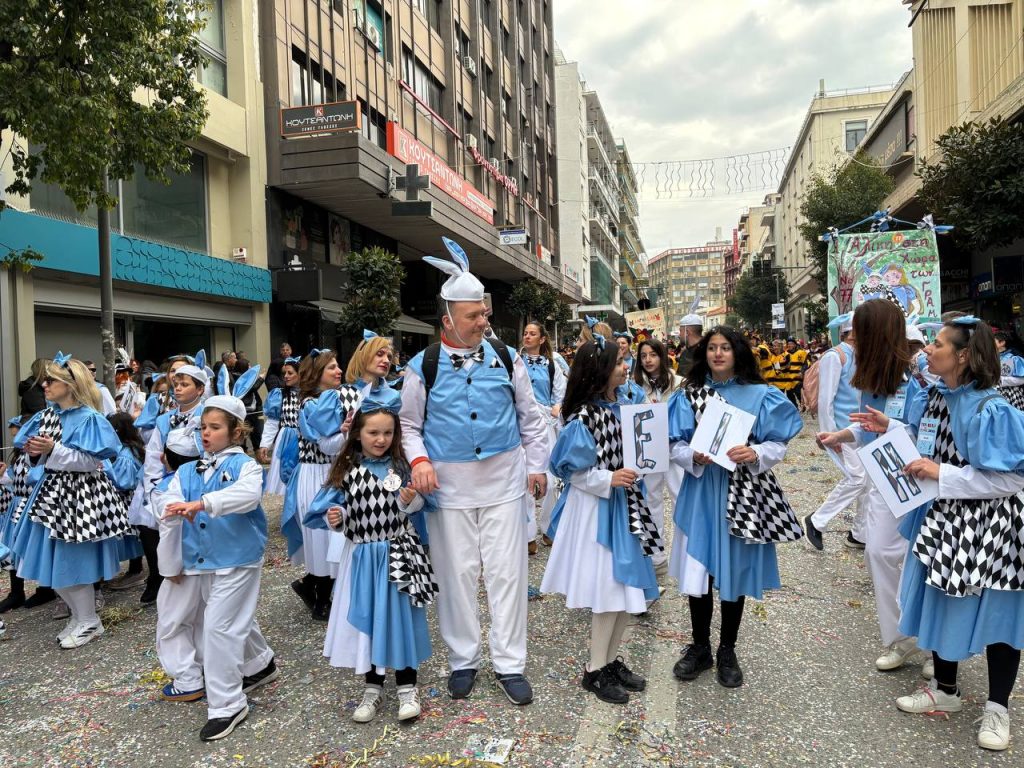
[28,470,132,544]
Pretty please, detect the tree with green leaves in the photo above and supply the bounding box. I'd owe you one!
[918,117,1024,253]
[508,278,572,336]
[732,264,790,331]
[337,246,406,337]
[0,1,210,385]
[798,154,895,290]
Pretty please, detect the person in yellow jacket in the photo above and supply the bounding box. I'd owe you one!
[755,339,776,383]
[776,337,808,408]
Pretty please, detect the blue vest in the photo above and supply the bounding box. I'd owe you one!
[525,357,555,407]
[832,342,859,430]
[407,343,521,462]
[176,453,267,571]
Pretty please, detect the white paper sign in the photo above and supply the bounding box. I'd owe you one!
[857,425,938,518]
[690,397,757,471]
[620,402,670,475]
[824,444,852,479]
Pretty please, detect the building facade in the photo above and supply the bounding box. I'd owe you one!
[553,47,590,300]
[727,193,780,314]
[649,238,729,329]
[0,0,271,418]
[616,139,645,313]
[773,81,895,337]
[260,0,578,355]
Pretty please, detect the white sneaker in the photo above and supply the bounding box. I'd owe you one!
[876,639,919,671]
[397,684,421,721]
[51,598,70,620]
[0,618,6,638]
[351,685,384,723]
[59,620,105,650]
[895,682,962,714]
[921,656,934,680]
[56,617,77,643]
[977,707,1010,751]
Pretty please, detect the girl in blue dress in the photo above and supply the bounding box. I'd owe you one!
[306,386,436,724]
[994,330,1024,411]
[541,336,663,705]
[667,326,803,688]
[831,318,1024,752]
[521,320,566,550]
[10,353,132,649]
[258,356,302,496]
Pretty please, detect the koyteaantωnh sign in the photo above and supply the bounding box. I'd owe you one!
[281,101,362,137]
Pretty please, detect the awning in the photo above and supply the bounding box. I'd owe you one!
[311,299,347,323]
[311,301,434,336]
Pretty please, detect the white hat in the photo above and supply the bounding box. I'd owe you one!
[173,365,209,387]
[203,395,247,422]
[906,325,926,345]
[678,295,703,327]
[424,237,485,302]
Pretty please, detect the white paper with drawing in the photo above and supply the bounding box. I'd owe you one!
[856,425,937,518]
[689,397,756,471]
[620,402,670,475]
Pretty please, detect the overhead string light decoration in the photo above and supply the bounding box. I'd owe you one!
[631,148,790,200]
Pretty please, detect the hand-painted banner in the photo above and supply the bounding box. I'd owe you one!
[827,230,942,321]
[625,308,667,339]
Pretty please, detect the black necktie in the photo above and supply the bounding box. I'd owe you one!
[450,348,485,369]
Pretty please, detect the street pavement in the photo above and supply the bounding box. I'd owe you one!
[0,420,1019,766]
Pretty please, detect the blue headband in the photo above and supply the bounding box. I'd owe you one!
[585,315,599,330]
[283,356,302,365]
[827,312,853,330]
[950,315,980,326]
[593,333,607,351]
[53,351,72,367]
[362,329,378,343]
[613,331,632,340]
[309,348,331,358]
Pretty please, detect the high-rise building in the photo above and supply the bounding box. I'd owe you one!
[648,237,730,329]
[0,0,271,417]
[259,0,578,353]
[727,193,780,313]
[616,139,645,314]
[553,46,591,300]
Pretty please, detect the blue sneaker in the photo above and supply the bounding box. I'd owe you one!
[447,668,478,699]
[161,682,205,702]
[495,673,533,705]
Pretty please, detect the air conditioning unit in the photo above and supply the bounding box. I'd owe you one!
[365,24,382,49]
[488,157,501,169]
[467,135,478,150]
[463,56,477,77]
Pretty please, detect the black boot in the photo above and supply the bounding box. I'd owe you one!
[291,574,316,611]
[716,645,744,688]
[0,574,26,612]
[673,643,713,681]
[311,576,333,622]
[140,575,163,605]
[24,585,56,608]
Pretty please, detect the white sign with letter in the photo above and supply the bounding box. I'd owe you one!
[620,402,670,475]
[857,425,938,518]
[690,397,757,471]
[771,303,786,330]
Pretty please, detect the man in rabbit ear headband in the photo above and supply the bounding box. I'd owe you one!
[400,236,550,706]
[678,295,704,375]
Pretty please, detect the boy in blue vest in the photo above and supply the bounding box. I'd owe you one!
[154,395,277,742]
[400,238,550,706]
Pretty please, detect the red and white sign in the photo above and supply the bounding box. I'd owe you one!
[468,146,519,197]
[732,228,740,264]
[386,122,494,224]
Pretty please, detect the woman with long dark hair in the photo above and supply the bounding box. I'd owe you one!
[667,326,803,688]
[541,337,663,705]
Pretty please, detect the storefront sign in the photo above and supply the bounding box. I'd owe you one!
[386,122,494,224]
[865,100,909,169]
[281,101,362,137]
[828,230,942,322]
[563,263,580,283]
[468,146,519,197]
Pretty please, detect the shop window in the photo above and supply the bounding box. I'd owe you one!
[120,152,208,253]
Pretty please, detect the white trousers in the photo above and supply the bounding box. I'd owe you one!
[810,442,867,539]
[156,567,274,719]
[426,498,529,674]
[861,485,911,647]
[644,464,683,566]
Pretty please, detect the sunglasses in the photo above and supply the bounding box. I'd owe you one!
[42,376,62,385]
[87,367,97,373]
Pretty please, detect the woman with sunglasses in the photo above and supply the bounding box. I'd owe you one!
[9,353,132,649]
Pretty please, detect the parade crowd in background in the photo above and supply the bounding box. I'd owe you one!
[2,237,1024,752]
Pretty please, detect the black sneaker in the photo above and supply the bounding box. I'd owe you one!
[290,578,315,611]
[607,656,646,692]
[199,705,249,741]
[140,577,162,605]
[242,658,279,694]
[495,673,533,705]
[0,591,26,613]
[673,643,713,681]
[804,514,824,551]
[844,531,866,550]
[581,665,629,704]
[716,646,744,688]
[447,668,478,699]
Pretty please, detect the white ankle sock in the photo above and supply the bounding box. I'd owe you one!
[986,701,1009,715]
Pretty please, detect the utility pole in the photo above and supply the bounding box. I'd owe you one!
[97,170,115,390]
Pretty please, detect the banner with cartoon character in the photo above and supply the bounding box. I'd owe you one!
[827,230,942,321]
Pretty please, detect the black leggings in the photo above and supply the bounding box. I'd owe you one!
[365,667,417,687]
[688,576,745,649]
[932,643,1021,707]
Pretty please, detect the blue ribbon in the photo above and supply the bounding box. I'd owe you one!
[593,333,607,351]
[283,356,302,365]
[362,329,378,343]
[309,348,331,358]
[827,312,853,329]
[53,351,72,367]
[585,315,599,329]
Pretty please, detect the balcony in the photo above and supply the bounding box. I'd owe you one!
[586,123,613,173]
[588,171,619,220]
[618,178,639,217]
[589,209,616,246]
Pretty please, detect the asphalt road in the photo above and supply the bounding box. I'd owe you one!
[0,423,1018,766]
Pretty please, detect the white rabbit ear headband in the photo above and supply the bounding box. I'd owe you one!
[423,237,485,303]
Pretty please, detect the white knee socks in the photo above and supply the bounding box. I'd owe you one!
[59,584,99,625]
[590,611,618,671]
[608,611,631,662]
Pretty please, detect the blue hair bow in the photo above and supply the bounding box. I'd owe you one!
[53,351,72,367]
[613,331,632,340]
[950,315,980,326]
[362,329,378,343]
[827,312,853,330]
[593,333,607,351]
[283,356,302,365]
[585,315,599,330]
[309,348,331,358]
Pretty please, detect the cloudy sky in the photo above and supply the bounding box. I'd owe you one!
[552,0,914,256]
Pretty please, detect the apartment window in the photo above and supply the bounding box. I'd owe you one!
[197,0,227,96]
[290,47,342,106]
[845,119,868,152]
[502,25,511,58]
[358,99,388,149]
[401,46,444,111]
[454,28,471,59]
[121,153,208,253]
[483,65,494,96]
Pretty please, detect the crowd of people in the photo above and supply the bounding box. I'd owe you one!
[1,239,1022,752]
